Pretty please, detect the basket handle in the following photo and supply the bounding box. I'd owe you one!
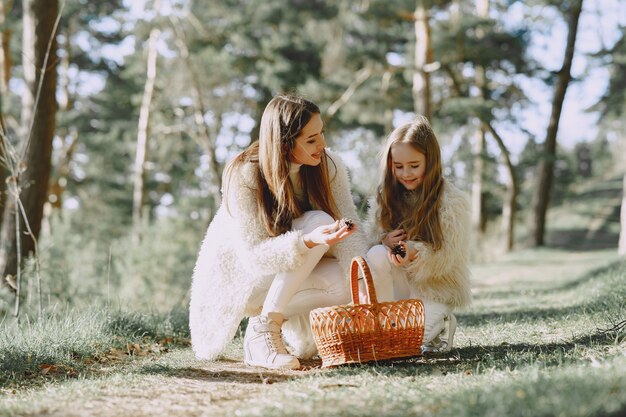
[350,256,378,305]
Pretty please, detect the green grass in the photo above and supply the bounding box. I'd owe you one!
[0,248,624,417]
[224,250,626,417]
[0,307,190,388]
[228,356,626,417]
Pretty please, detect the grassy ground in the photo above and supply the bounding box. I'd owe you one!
[1,247,624,417]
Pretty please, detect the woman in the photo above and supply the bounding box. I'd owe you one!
[364,116,471,353]
[189,93,367,369]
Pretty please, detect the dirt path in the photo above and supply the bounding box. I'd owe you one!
[10,352,323,417]
[45,360,298,417]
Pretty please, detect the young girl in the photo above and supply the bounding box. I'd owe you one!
[364,116,471,353]
[189,94,367,369]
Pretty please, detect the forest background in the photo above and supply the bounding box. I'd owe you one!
[0,0,624,321]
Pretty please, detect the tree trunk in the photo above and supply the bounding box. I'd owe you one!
[171,19,222,208]
[617,173,626,256]
[443,2,519,251]
[471,129,486,233]
[47,130,78,211]
[189,76,221,209]
[451,0,464,61]
[0,0,11,93]
[40,24,76,240]
[321,1,346,78]
[529,0,583,247]
[413,0,432,120]
[485,122,518,251]
[381,70,393,134]
[0,0,11,231]
[0,32,8,96]
[0,143,5,234]
[131,0,160,230]
[471,0,489,235]
[57,26,72,112]
[0,0,58,295]
[41,132,77,238]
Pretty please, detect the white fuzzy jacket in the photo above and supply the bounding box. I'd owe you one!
[189,150,368,360]
[364,180,472,308]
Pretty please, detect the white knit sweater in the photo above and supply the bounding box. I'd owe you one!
[189,150,368,360]
[363,180,472,308]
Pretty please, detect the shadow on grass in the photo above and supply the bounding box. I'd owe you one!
[321,324,625,380]
[467,261,625,326]
[459,297,624,328]
[542,260,624,293]
[137,362,298,384]
[456,326,622,361]
[133,321,625,385]
[473,261,623,301]
[546,228,619,251]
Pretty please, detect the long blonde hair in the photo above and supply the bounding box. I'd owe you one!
[225,94,339,236]
[376,116,445,250]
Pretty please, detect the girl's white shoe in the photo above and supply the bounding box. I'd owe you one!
[439,313,456,352]
[422,314,457,354]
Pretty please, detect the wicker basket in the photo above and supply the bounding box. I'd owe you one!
[309,256,424,367]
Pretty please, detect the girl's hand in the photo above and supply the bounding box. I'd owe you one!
[387,241,408,266]
[382,229,407,247]
[303,221,356,248]
[387,241,417,266]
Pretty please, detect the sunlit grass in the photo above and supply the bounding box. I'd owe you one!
[0,249,623,417]
[0,307,189,388]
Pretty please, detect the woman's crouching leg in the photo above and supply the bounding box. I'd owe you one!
[281,258,348,317]
[281,258,348,359]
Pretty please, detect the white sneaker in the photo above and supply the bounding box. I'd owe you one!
[421,334,442,354]
[243,313,300,370]
[422,314,457,354]
[439,314,457,352]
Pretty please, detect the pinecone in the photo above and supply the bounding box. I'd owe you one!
[339,218,354,231]
[391,243,406,258]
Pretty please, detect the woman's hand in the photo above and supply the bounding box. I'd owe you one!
[382,229,407,248]
[303,221,356,248]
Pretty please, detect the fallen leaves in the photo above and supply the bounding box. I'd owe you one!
[96,340,171,363]
[29,337,186,384]
[38,363,78,377]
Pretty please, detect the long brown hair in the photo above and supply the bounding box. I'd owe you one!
[376,116,445,250]
[224,94,339,236]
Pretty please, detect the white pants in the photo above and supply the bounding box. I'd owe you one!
[248,211,350,319]
[365,244,452,344]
